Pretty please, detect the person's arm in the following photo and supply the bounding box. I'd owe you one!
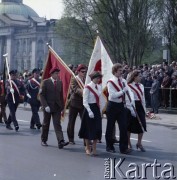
[107,81,124,99]
[39,80,48,108]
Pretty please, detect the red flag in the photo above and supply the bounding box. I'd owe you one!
[42,48,73,118]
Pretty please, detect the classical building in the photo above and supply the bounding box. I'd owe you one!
[0,0,63,72]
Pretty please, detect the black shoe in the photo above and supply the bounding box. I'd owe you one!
[98,140,102,143]
[120,148,132,154]
[37,124,42,130]
[30,126,36,129]
[58,140,69,149]
[6,125,13,130]
[0,121,4,124]
[15,126,19,132]
[41,141,48,146]
[113,139,120,144]
[106,147,116,153]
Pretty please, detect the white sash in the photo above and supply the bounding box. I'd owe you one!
[11,80,20,95]
[31,78,40,87]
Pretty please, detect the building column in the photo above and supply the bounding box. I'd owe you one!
[31,38,36,69]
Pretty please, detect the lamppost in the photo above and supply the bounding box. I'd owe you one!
[162,36,170,64]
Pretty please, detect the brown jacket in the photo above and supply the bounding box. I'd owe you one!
[39,78,64,112]
[69,77,84,109]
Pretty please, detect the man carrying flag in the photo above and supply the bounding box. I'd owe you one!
[39,45,73,148]
[40,67,69,149]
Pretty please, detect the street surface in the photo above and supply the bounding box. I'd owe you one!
[0,106,177,180]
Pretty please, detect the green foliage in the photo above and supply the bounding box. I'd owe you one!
[55,17,94,65]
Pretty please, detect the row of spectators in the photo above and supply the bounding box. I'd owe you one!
[1,60,177,109]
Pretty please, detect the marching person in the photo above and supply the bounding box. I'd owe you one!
[0,80,7,124]
[5,70,25,131]
[67,64,87,144]
[26,68,42,129]
[79,71,102,156]
[39,67,69,149]
[105,63,132,154]
[127,70,147,152]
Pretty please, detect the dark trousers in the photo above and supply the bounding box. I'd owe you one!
[7,101,19,127]
[151,94,159,113]
[30,103,41,127]
[105,101,128,152]
[67,106,84,142]
[41,111,64,144]
[0,102,7,123]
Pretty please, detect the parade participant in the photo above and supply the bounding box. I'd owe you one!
[150,75,160,114]
[6,70,25,131]
[79,71,102,156]
[67,64,87,144]
[39,67,69,149]
[26,68,42,129]
[105,63,132,154]
[127,70,147,152]
[0,80,7,124]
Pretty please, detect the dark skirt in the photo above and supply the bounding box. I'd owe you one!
[78,103,102,140]
[127,101,147,134]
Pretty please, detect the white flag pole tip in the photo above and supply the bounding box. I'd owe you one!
[3,53,8,57]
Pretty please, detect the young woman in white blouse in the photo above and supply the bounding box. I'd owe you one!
[79,71,102,156]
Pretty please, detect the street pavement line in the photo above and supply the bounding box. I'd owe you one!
[17,119,29,123]
[102,133,151,143]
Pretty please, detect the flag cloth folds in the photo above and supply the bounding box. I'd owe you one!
[85,36,113,113]
[42,47,74,119]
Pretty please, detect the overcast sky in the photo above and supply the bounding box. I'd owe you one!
[23,0,64,19]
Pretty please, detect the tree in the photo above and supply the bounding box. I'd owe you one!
[55,17,94,65]
[60,0,170,65]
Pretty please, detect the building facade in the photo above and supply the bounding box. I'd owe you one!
[0,0,62,72]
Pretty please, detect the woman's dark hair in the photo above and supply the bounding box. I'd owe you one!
[127,70,140,84]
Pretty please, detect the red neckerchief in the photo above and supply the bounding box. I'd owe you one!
[85,85,99,107]
[108,80,123,100]
[30,78,40,87]
[128,84,142,102]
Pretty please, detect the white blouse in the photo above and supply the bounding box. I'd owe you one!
[83,81,102,113]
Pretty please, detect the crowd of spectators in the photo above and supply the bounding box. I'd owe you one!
[1,60,177,111]
[121,61,177,110]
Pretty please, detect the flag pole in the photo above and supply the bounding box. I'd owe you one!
[46,43,84,90]
[3,53,15,104]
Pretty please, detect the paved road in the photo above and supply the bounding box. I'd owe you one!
[0,106,177,180]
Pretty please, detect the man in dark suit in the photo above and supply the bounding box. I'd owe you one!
[26,68,42,129]
[6,70,25,131]
[0,80,7,124]
[67,64,86,144]
[39,67,69,149]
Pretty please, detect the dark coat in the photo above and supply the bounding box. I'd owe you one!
[39,78,64,112]
[26,78,41,105]
[69,77,84,109]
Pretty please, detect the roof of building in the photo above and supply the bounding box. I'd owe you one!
[0,0,39,18]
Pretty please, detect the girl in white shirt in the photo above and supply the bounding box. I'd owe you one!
[79,71,102,156]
